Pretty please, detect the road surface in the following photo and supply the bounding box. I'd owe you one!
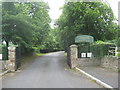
[2,51,102,88]
[79,66,118,88]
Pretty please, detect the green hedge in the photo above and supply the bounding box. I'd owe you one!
[0,47,2,54]
[91,43,115,58]
[117,37,120,47]
[2,46,8,60]
[0,45,8,60]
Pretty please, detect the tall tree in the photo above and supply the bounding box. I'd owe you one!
[56,1,117,51]
[2,2,51,53]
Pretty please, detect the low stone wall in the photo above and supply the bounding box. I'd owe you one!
[101,56,118,71]
[0,47,17,73]
[77,56,118,71]
[68,44,118,71]
[0,60,8,71]
[77,58,101,67]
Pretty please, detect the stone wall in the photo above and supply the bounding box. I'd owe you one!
[68,44,118,71]
[0,60,6,71]
[77,58,101,67]
[0,60,7,70]
[0,46,21,73]
[77,56,118,71]
[67,44,119,71]
[101,56,118,71]
[0,60,9,74]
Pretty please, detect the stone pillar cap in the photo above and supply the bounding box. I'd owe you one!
[70,44,77,48]
[8,47,16,50]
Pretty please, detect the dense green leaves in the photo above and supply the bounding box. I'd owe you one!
[2,1,119,54]
[2,2,51,54]
[56,1,118,51]
[91,41,116,58]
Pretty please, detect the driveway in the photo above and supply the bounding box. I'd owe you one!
[2,51,102,88]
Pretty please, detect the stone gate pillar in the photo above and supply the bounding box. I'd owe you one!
[69,45,78,68]
[7,47,16,72]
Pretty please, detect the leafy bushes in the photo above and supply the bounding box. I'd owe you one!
[0,44,2,54]
[115,47,120,58]
[2,2,51,55]
[0,45,8,60]
[2,46,8,60]
[117,37,120,47]
[91,41,116,58]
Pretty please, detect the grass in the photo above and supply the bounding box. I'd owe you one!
[35,53,48,56]
[68,67,80,72]
[116,52,120,57]
[118,68,120,73]
[64,52,67,56]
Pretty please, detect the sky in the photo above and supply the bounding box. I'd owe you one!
[43,0,120,23]
[107,0,120,19]
[43,0,64,21]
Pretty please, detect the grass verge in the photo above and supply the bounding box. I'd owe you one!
[68,67,80,73]
[118,68,120,73]
[35,53,48,56]
[64,52,67,56]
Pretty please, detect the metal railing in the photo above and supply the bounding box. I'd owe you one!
[108,47,120,58]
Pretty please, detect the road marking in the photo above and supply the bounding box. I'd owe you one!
[75,67,114,89]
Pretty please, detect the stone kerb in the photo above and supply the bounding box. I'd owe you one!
[70,45,78,68]
[7,47,16,72]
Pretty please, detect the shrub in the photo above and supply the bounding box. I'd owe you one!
[0,45,2,54]
[116,52,120,57]
[117,37,120,47]
[118,68,120,72]
[2,46,8,60]
[91,42,116,58]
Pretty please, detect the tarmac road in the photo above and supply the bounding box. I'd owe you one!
[79,66,118,88]
[2,51,102,88]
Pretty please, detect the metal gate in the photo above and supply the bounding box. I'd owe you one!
[67,47,71,68]
[78,43,91,58]
[15,47,21,70]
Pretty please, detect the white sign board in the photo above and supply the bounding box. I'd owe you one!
[87,53,92,57]
[81,53,86,57]
[0,54,2,59]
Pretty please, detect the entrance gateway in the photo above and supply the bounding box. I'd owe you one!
[75,35,94,58]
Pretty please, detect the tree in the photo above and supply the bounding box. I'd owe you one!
[40,28,62,52]
[2,2,51,53]
[56,1,117,51]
